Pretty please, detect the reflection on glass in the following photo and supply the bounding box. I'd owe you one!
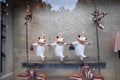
[42,0,78,11]
[0,0,6,2]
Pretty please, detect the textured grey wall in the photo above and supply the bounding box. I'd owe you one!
[13,0,120,80]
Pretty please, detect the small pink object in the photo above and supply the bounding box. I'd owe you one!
[114,31,120,52]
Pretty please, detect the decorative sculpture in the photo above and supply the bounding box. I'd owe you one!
[17,68,47,80]
[92,8,107,30]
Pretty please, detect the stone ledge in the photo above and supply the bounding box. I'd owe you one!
[22,61,106,69]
